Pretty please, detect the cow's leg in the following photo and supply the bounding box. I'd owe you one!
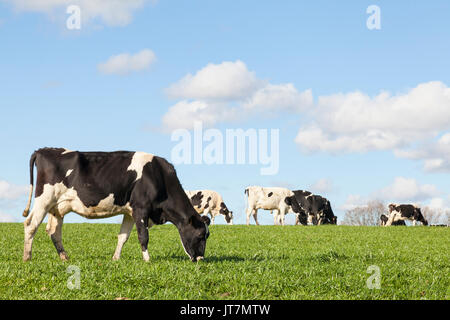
[412,219,416,226]
[46,214,68,261]
[209,214,215,225]
[23,201,50,261]
[386,212,397,226]
[112,214,135,261]
[279,208,286,226]
[246,206,254,226]
[273,210,279,225]
[253,209,260,226]
[133,210,150,262]
[205,209,214,225]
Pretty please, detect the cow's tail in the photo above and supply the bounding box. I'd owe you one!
[22,152,37,217]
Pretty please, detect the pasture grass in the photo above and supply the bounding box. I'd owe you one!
[0,223,448,300]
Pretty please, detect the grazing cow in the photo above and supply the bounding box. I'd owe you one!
[22,148,210,262]
[244,186,294,226]
[385,204,428,226]
[284,190,337,225]
[185,190,233,225]
[380,214,405,226]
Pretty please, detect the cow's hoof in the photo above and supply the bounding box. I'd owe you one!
[59,253,69,261]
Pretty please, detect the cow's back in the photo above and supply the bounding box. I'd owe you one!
[34,148,149,210]
[185,190,222,213]
[246,186,293,210]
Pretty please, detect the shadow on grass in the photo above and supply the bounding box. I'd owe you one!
[167,254,247,263]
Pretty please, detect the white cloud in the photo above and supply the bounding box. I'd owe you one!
[341,178,442,213]
[98,49,156,75]
[0,180,29,200]
[296,81,450,153]
[378,177,439,202]
[309,178,334,194]
[293,81,450,171]
[162,100,238,131]
[243,84,313,113]
[3,0,153,26]
[162,60,312,130]
[166,60,263,101]
[340,194,369,211]
[395,132,450,172]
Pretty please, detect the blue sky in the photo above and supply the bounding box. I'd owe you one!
[0,0,449,224]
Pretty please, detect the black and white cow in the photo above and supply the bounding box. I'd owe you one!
[284,190,337,225]
[185,190,233,225]
[22,148,210,262]
[380,214,405,226]
[244,186,294,226]
[385,204,428,226]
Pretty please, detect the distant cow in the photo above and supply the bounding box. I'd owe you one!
[380,214,405,226]
[385,204,428,226]
[22,148,210,263]
[185,190,233,225]
[244,186,293,225]
[284,190,337,225]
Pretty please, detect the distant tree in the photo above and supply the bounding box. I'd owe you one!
[422,207,450,226]
[342,200,385,226]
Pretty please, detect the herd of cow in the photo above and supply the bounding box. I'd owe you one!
[186,188,428,228]
[20,149,430,263]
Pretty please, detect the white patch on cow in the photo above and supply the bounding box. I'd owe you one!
[142,250,150,262]
[36,182,132,219]
[65,169,74,177]
[179,233,192,260]
[386,210,404,226]
[127,152,155,181]
[62,149,74,155]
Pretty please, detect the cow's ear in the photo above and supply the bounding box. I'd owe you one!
[284,197,292,206]
[201,215,211,226]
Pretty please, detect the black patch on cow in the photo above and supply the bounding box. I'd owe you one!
[219,202,230,215]
[191,191,204,209]
[268,192,273,197]
[33,148,137,207]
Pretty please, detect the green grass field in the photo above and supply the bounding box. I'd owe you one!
[0,223,448,300]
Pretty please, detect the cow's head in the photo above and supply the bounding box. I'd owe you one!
[318,201,337,225]
[224,211,234,225]
[331,216,338,225]
[380,214,388,225]
[178,214,211,262]
[285,196,308,225]
[285,196,301,213]
[220,202,233,225]
[414,207,428,226]
[388,203,398,213]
